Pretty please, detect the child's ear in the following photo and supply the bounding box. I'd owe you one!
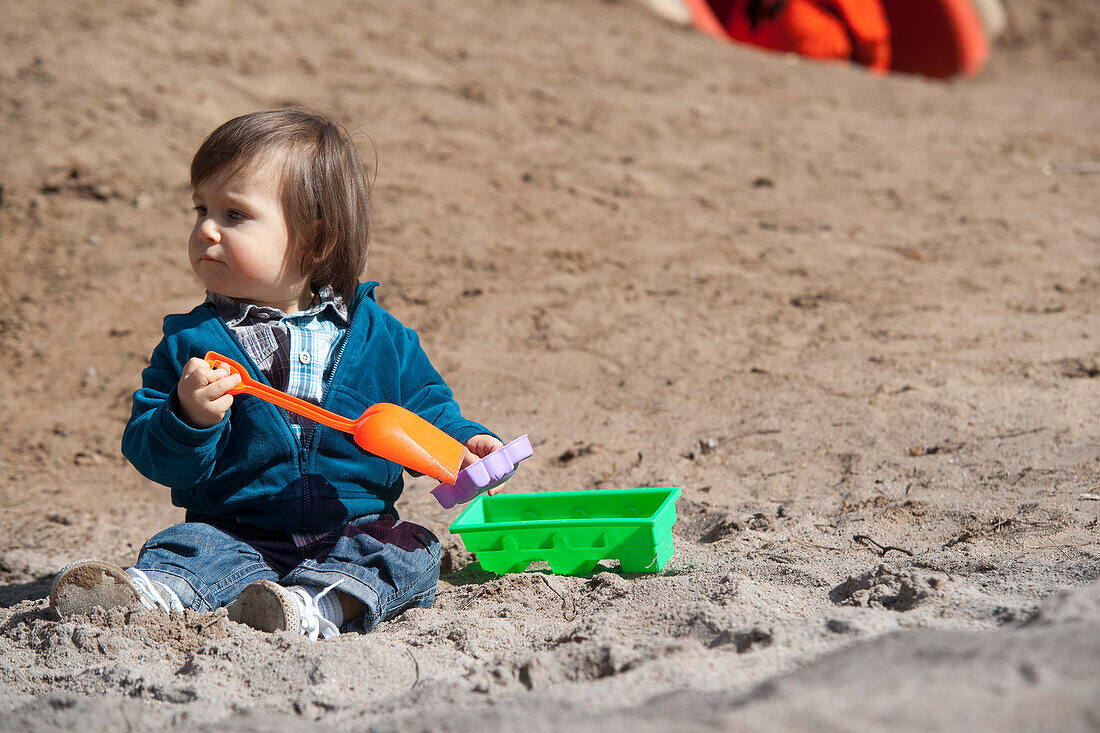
[295,220,323,268]
[306,219,322,241]
[296,219,321,247]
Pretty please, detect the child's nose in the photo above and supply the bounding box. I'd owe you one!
[199,218,221,242]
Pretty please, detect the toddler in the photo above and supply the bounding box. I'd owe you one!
[49,109,503,640]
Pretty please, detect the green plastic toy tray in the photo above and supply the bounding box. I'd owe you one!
[449,486,681,576]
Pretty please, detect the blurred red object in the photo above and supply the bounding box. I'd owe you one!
[686,0,891,72]
[879,0,988,78]
[683,0,988,78]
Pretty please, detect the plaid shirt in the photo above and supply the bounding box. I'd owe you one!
[207,285,349,441]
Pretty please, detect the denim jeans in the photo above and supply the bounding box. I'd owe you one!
[132,514,440,632]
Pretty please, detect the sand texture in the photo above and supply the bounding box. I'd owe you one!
[1,0,1098,730]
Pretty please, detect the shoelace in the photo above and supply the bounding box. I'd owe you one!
[288,579,344,641]
[125,568,184,613]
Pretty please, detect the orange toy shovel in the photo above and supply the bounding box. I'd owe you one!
[203,351,464,484]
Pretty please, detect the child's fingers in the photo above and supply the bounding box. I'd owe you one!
[203,372,241,399]
[180,357,208,384]
[181,358,232,390]
[198,366,230,386]
[181,358,222,387]
[175,358,236,428]
[459,448,477,470]
[464,434,504,460]
[207,359,235,380]
[207,392,235,415]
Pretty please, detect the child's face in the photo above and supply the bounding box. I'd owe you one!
[189,163,311,313]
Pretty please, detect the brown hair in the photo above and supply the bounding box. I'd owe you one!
[190,108,373,301]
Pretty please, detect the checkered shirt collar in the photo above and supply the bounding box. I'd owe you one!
[206,284,349,326]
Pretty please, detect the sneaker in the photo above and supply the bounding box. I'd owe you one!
[49,560,183,619]
[227,579,342,641]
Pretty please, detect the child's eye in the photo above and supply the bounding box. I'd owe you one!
[193,205,207,217]
[227,209,245,221]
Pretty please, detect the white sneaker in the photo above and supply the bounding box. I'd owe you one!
[49,560,183,619]
[227,579,343,641]
[125,568,184,613]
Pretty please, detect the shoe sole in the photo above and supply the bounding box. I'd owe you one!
[227,579,300,633]
[49,560,140,620]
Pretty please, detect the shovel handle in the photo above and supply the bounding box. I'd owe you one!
[203,351,356,433]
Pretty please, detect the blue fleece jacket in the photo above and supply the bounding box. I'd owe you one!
[121,282,492,534]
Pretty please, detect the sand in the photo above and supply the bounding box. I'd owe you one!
[1,0,1098,730]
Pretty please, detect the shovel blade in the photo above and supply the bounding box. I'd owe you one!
[353,403,464,484]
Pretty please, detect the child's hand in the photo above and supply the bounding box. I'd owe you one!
[176,357,241,429]
[462,434,506,495]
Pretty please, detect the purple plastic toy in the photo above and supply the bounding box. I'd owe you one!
[431,434,533,509]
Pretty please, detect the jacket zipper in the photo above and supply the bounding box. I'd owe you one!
[302,296,356,461]
[300,304,354,535]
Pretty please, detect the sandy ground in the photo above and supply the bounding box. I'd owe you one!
[1,0,1098,730]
